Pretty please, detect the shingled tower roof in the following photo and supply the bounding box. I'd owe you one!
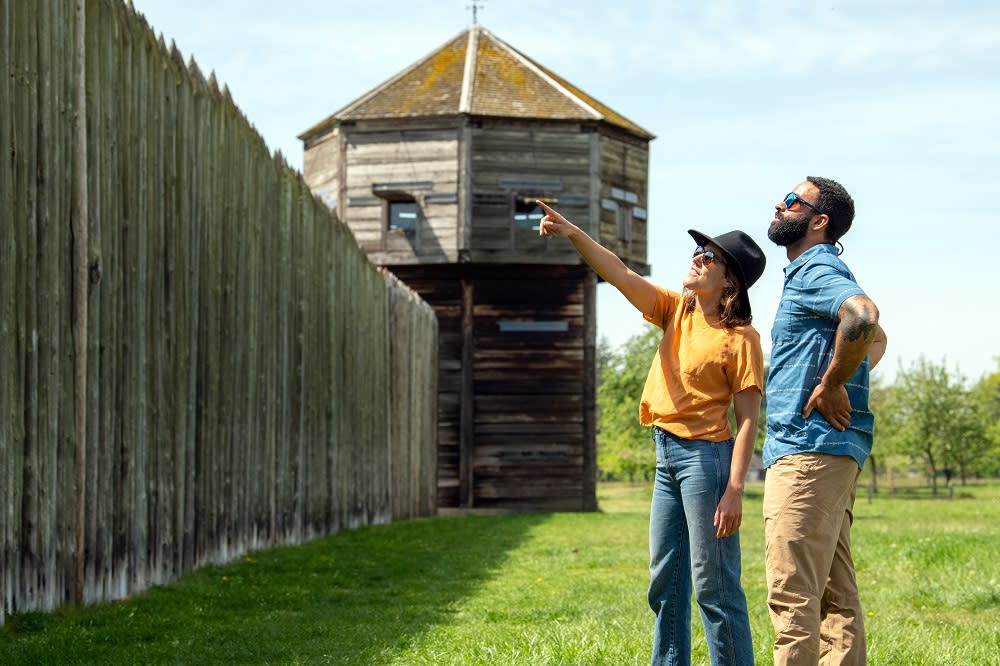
[300,26,654,141]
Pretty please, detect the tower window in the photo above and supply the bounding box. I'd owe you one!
[513,198,544,231]
[388,200,418,234]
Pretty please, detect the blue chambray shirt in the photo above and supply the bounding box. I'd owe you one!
[763,243,873,469]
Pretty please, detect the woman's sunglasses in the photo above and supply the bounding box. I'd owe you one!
[783,192,822,214]
[693,246,725,267]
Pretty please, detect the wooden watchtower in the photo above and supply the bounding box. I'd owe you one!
[300,26,654,512]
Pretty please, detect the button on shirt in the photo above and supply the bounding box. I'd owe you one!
[763,244,874,469]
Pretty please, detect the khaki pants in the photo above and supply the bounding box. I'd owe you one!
[763,453,866,666]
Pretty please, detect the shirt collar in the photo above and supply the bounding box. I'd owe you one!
[784,243,838,277]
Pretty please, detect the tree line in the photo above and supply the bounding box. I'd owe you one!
[596,325,1000,491]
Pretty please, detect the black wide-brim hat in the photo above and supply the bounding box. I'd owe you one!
[688,228,766,320]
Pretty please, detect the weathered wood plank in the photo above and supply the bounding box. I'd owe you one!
[0,0,17,624]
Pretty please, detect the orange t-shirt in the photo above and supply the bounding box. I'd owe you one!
[639,286,764,441]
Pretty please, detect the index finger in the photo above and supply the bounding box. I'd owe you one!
[535,199,556,215]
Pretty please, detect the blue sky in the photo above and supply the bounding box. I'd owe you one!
[133,0,999,384]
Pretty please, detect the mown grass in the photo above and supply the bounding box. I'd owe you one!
[2,481,998,665]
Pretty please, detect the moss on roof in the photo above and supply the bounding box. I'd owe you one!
[300,26,654,141]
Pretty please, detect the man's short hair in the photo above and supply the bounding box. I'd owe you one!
[807,176,855,242]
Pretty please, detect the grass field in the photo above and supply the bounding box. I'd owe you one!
[2,481,998,665]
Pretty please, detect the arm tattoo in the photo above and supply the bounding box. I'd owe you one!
[842,300,878,343]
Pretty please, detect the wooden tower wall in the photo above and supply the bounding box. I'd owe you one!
[597,130,651,276]
[302,117,649,513]
[302,119,650,273]
[303,120,464,265]
[389,264,597,512]
[301,125,341,211]
[466,121,594,264]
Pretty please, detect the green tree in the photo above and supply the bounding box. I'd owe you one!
[944,384,992,484]
[882,358,942,492]
[869,376,905,492]
[596,325,660,480]
[880,357,993,493]
[596,335,615,391]
[971,358,1000,477]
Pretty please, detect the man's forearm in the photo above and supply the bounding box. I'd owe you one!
[823,296,879,386]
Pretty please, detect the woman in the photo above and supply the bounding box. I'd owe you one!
[536,200,766,666]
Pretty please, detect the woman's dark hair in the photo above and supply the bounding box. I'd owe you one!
[807,176,855,243]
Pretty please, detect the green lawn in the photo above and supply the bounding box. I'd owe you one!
[2,481,998,665]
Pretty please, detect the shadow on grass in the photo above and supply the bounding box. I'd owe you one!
[0,513,550,665]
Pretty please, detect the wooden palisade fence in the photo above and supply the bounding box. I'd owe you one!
[0,0,438,623]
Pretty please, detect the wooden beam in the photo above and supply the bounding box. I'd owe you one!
[459,279,475,507]
[582,269,597,511]
[72,0,88,606]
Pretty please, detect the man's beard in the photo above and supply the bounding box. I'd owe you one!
[768,212,810,246]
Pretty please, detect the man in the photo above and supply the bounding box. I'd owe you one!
[763,176,888,665]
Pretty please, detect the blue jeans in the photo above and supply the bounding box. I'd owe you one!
[648,427,754,666]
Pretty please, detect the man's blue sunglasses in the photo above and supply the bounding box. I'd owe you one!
[783,192,822,214]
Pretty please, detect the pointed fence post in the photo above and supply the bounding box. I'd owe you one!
[73,0,89,606]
